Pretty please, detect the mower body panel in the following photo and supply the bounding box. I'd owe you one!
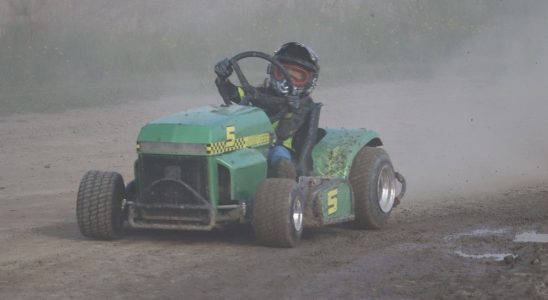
[215,148,268,204]
[299,177,355,228]
[312,128,380,178]
[137,104,273,155]
[127,106,384,230]
[130,105,273,230]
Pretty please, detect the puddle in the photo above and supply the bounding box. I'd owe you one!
[467,228,510,236]
[450,228,547,261]
[454,250,516,261]
[514,231,548,243]
[446,227,511,241]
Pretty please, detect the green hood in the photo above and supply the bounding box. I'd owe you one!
[137,104,273,145]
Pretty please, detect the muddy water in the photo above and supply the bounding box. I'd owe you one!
[514,232,548,243]
[448,225,548,263]
[454,250,515,261]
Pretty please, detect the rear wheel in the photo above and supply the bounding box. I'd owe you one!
[269,158,297,180]
[252,178,303,247]
[349,147,396,229]
[76,170,126,240]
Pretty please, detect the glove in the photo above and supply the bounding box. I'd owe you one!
[287,95,300,111]
[214,58,233,79]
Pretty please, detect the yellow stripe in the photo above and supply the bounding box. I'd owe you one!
[206,132,271,155]
[271,121,292,149]
[237,87,245,100]
[282,137,293,149]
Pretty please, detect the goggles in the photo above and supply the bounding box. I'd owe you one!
[272,63,312,87]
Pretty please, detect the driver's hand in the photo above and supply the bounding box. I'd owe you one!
[214,58,233,79]
[287,95,300,111]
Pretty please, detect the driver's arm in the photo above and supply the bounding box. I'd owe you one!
[214,58,244,104]
[215,77,244,104]
[275,99,312,141]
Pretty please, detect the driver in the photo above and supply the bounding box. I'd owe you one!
[214,42,320,179]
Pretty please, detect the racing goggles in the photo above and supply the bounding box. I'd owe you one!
[272,63,312,87]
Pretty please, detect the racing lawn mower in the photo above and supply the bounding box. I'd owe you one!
[76,51,406,247]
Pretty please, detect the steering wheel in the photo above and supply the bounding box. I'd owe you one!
[227,51,295,106]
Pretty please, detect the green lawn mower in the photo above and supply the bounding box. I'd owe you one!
[76,51,406,247]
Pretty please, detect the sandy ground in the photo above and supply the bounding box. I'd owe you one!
[0,74,547,299]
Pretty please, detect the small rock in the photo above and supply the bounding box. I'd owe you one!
[0,186,4,190]
[531,258,541,265]
[456,289,473,298]
[44,164,51,169]
[503,255,515,266]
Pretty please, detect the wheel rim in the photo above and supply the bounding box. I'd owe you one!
[292,197,303,232]
[378,164,396,213]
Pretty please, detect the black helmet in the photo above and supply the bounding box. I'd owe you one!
[268,42,320,97]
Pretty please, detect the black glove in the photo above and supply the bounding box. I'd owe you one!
[214,58,233,79]
[287,95,300,111]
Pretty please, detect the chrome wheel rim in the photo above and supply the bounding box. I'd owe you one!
[378,165,396,213]
[292,197,303,232]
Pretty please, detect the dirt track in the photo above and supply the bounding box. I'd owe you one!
[1,77,547,299]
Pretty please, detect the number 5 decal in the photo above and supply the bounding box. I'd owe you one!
[225,126,236,147]
[328,188,338,215]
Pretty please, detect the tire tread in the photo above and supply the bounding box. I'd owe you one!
[349,147,393,229]
[252,178,300,247]
[76,170,124,240]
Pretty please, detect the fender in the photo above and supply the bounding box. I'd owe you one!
[311,128,382,178]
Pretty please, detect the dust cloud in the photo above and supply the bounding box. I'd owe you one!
[323,3,548,202]
[1,0,547,202]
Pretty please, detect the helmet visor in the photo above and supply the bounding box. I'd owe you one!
[272,63,311,87]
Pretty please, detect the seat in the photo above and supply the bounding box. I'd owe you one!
[294,103,323,176]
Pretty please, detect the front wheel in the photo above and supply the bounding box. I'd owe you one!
[349,147,396,229]
[76,170,126,240]
[252,178,303,247]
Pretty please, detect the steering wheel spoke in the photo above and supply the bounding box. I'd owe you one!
[227,51,295,106]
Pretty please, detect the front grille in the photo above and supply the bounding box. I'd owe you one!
[139,154,208,206]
